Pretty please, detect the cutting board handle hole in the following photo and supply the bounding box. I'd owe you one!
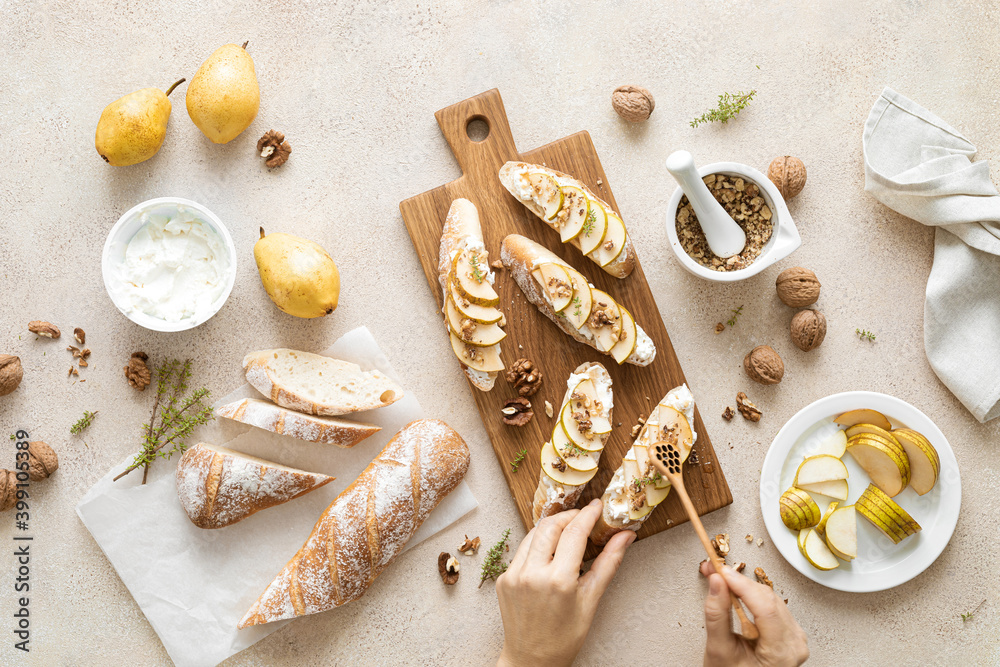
[466,116,490,143]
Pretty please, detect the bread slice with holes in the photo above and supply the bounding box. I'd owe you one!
[175,442,334,529]
[243,349,403,416]
[216,397,380,447]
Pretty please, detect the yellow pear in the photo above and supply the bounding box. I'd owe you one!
[95,79,185,166]
[255,228,340,318]
[187,42,260,144]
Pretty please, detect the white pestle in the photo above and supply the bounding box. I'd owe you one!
[666,150,747,258]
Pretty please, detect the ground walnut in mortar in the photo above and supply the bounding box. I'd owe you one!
[676,173,773,271]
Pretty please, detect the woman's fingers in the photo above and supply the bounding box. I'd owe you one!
[703,573,735,640]
[508,526,536,572]
[715,565,785,629]
[553,500,604,572]
[526,510,580,567]
[580,529,635,597]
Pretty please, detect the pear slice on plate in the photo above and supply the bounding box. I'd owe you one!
[780,487,820,530]
[813,430,847,458]
[892,428,940,495]
[531,262,574,312]
[834,409,892,431]
[558,186,589,242]
[816,501,840,537]
[579,199,608,255]
[824,505,857,560]
[525,172,563,220]
[846,434,910,497]
[540,441,596,486]
[797,479,849,501]
[794,455,849,486]
[801,528,840,571]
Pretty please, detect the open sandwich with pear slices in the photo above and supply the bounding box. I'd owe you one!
[533,362,614,523]
[589,384,697,546]
[778,407,940,571]
[438,198,507,390]
[500,234,655,367]
[499,161,636,278]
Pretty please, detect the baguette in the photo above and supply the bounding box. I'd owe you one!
[532,362,613,523]
[499,161,636,278]
[438,198,506,391]
[500,234,655,367]
[216,397,380,448]
[243,349,403,416]
[590,384,698,545]
[238,419,470,627]
[175,443,334,529]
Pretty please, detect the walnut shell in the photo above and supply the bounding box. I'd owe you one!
[612,85,655,122]
[0,355,23,397]
[744,346,784,385]
[775,267,820,307]
[767,156,807,199]
[27,441,58,480]
[790,309,827,351]
[1,469,16,511]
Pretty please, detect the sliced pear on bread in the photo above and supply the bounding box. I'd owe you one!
[451,250,498,307]
[623,458,653,521]
[590,210,627,267]
[540,441,597,486]
[445,297,506,346]
[644,482,671,508]
[610,305,638,365]
[449,333,503,372]
[567,379,612,434]
[525,172,564,220]
[531,263,574,312]
[448,281,503,324]
[588,290,621,351]
[653,405,695,462]
[562,266,593,330]
[794,455,849,486]
[892,428,940,495]
[834,408,892,431]
[797,479,849,501]
[579,198,608,255]
[555,442,598,472]
[633,443,669,489]
[801,527,840,571]
[558,185,589,242]
[559,404,603,452]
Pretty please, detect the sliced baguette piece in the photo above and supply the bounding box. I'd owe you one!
[175,442,334,529]
[500,234,655,366]
[499,161,636,278]
[216,397,380,448]
[243,349,403,416]
[438,198,505,391]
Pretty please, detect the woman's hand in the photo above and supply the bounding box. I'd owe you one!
[496,499,635,667]
[700,561,809,667]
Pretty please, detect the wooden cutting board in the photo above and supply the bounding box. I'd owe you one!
[400,89,732,558]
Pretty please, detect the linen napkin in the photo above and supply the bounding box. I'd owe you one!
[863,87,1000,422]
[77,326,477,666]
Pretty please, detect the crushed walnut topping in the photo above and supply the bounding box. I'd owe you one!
[548,277,573,300]
[459,318,477,341]
[676,173,773,272]
[587,301,617,329]
[551,458,567,473]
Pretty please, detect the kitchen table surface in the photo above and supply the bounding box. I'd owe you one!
[1,1,998,665]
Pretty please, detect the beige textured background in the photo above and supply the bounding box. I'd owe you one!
[2,0,999,665]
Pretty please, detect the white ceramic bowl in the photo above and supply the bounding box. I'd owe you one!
[665,161,800,282]
[101,197,238,333]
[760,391,961,592]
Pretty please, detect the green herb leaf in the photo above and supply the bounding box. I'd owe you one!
[479,528,512,588]
[691,90,757,127]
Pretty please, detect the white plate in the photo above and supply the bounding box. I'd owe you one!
[759,391,961,592]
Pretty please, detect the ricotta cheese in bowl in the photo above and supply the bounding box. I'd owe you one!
[102,198,237,332]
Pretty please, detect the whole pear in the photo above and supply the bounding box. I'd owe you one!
[95,79,185,166]
[255,228,340,318]
[187,42,260,144]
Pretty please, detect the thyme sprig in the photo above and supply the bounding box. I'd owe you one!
[70,411,98,435]
[479,528,512,588]
[727,305,744,328]
[572,296,582,318]
[113,359,214,484]
[581,208,596,237]
[856,328,876,342]
[962,599,986,622]
[469,251,486,283]
[509,448,527,473]
[690,90,757,127]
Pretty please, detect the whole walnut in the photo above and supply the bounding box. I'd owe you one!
[0,355,23,397]
[744,346,784,385]
[27,441,59,481]
[612,85,655,122]
[767,156,807,199]
[775,267,820,307]
[790,309,827,351]
[1,469,17,511]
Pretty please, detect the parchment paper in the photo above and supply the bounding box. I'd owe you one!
[76,326,478,667]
